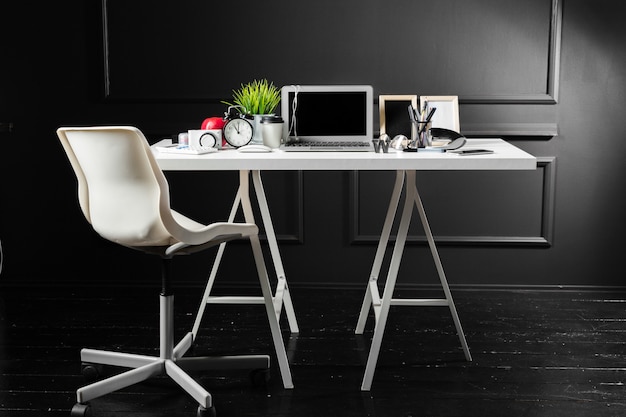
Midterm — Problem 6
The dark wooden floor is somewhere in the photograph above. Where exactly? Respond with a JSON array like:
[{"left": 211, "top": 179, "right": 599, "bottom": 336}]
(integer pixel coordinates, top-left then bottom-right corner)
[{"left": 1, "top": 284, "right": 626, "bottom": 417}]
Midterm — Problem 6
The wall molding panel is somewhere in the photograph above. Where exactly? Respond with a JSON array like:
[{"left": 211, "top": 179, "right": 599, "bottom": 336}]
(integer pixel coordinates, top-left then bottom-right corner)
[
  {"left": 460, "top": 0, "right": 562, "bottom": 105},
  {"left": 99, "top": 0, "right": 561, "bottom": 137},
  {"left": 349, "top": 157, "right": 556, "bottom": 247}
]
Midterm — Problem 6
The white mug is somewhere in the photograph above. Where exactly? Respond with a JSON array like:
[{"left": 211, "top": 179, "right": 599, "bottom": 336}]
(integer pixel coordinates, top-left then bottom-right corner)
[{"left": 261, "top": 116, "right": 284, "bottom": 149}]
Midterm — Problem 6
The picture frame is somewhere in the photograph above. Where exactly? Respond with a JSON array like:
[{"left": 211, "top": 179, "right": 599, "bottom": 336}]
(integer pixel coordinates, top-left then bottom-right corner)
[
  {"left": 379, "top": 95, "right": 418, "bottom": 137},
  {"left": 419, "top": 95, "right": 460, "bottom": 133}
]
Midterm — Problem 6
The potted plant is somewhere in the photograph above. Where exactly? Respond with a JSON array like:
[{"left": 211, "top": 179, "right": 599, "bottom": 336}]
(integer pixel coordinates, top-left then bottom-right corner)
[
  {"left": 223, "top": 79, "right": 282, "bottom": 144},
  {"left": 223, "top": 79, "right": 281, "bottom": 115}
]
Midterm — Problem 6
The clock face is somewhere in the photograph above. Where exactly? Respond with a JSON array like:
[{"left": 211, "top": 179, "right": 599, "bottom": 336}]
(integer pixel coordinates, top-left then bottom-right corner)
[{"left": 223, "top": 118, "right": 253, "bottom": 147}]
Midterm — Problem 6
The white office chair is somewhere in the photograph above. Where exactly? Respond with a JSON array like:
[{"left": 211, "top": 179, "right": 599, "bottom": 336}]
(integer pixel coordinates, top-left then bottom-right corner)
[{"left": 57, "top": 126, "right": 293, "bottom": 417}]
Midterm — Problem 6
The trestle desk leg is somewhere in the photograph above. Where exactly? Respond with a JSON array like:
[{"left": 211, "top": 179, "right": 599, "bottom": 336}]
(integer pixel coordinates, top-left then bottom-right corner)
[
  {"left": 355, "top": 170, "right": 405, "bottom": 334},
  {"left": 361, "top": 170, "right": 415, "bottom": 391},
  {"left": 192, "top": 170, "right": 299, "bottom": 337},
  {"left": 360, "top": 170, "right": 471, "bottom": 391},
  {"left": 192, "top": 188, "right": 242, "bottom": 338},
  {"left": 240, "top": 171, "right": 294, "bottom": 389},
  {"left": 251, "top": 170, "right": 299, "bottom": 333},
  {"left": 409, "top": 171, "right": 472, "bottom": 362}
]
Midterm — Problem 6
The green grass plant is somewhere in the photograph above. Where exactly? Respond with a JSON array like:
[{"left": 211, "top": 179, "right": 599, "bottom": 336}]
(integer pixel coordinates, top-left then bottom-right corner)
[{"left": 223, "top": 79, "right": 281, "bottom": 115}]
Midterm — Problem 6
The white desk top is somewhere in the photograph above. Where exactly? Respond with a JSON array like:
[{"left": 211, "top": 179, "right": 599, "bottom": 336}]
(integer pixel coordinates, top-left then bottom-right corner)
[{"left": 153, "top": 138, "right": 536, "bottom": 171}]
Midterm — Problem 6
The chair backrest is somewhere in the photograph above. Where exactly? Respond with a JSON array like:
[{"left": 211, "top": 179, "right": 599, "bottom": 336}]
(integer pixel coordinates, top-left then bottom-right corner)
[{"left": 57, "top": 126, "right": 175, "bottom": 247}]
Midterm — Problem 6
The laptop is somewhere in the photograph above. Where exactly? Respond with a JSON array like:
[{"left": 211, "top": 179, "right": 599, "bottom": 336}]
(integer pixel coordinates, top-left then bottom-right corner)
[{"left": 279, "top": 85, "right": 374, "bottom": 151}]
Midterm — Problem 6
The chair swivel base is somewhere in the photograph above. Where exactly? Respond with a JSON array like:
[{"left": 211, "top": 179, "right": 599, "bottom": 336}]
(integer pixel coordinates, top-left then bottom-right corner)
[{"left": 70, "top": 294, "right": 270, "bottom": 417}]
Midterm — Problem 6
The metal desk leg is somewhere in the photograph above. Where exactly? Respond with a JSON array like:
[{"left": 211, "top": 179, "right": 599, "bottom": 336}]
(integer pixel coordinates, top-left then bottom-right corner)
[
  {"left": 361, "top": 170, "right": 415, "bottom": 391},
  {"left": 360, "top": 170, "right": 471, "bottom": 391},
  {"left": 251, "top": 170, "right": 299, "bottom": 334},
  {"left": 355, "top": 170, "right": 405, "bottom": 334},
  {"left": 191, "top": 186, "right": 243, "bottom": 338},
  {"left": 192, "top": 171, "right": 299, "bottom": 337},
  {"left": 239, "top": 171, "right": 294, "bottom": 389},
  {"left": 411, "top": 172, "right": 472, "bottom": 363},
  {"left": 190, "top": 170, "right": 297, "bottom": 389}
]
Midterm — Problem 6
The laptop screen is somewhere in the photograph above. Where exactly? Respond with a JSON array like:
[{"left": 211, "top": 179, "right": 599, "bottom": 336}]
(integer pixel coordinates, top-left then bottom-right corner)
[{"left": 281, "top": 85, "right": 373, "bottom": 142}]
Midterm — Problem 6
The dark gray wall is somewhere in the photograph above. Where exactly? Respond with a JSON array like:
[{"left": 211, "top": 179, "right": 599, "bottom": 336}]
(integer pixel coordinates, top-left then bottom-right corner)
[{"left": 0, "top": 0, "right": 624, "bottom": 289}]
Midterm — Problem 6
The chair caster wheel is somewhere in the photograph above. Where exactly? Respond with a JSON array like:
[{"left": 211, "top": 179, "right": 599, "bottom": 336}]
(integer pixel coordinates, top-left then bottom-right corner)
[
  {"left": 250, "top": 368, "right": 270, "bottom": 387},
  {"left": 81, "top": 362, "right": 103, "bottom": 382},
  {"left": 71, "top": 402, "right": 91, "bottom": 417},
  {"left": 197, "top": 405, "right": 216, "bottom": 417}
]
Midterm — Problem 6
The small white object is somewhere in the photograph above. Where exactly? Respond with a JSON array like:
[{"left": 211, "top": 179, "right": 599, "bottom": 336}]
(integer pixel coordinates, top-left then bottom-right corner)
[
  {"left": 237, "top": 144, "right": 273, "bottom": 153},
  {"left": 188, "top": 129, "right": 222, "bottom": 149},
  {"left": 156, "top": 144, "right": 217, "bottom": 155},
  {"left": 178, "top": 132, "right": 189, "bottom": 145}
]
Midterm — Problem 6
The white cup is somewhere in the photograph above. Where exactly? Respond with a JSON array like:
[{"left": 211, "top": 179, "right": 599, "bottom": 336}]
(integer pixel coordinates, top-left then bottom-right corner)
[{"left": 261, "top": 116, "right": 284, "bottom": 149}]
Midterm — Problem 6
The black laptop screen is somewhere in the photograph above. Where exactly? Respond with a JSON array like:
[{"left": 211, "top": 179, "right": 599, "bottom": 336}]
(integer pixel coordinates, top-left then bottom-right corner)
[{"left": 287, "top": 92, "right": 367, "bottom": 137}]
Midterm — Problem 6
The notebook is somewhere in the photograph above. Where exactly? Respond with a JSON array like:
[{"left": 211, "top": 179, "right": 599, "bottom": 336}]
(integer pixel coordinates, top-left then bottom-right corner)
[{"left": 279, "top": 85, "right": 374, "bottom": 151}]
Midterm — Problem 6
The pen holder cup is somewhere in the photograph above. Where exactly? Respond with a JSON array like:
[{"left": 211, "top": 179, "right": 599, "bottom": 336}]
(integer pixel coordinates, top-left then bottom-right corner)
[{"left": 411, "top": 121, "right": 432, "bottom": 148}]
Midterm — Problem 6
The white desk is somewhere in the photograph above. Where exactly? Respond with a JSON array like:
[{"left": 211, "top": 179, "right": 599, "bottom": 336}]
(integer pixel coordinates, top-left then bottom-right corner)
[
  {"left": 153, "top": 139, "right": 536, "bottom": 390},
  {"left": 156, "top": 139, "right": 536, "bottom": 172}
]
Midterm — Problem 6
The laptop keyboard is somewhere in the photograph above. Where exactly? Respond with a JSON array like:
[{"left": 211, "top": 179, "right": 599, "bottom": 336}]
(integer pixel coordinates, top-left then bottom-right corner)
[{"left": 283, "top": 141, "right": 371, "bottom": 149}]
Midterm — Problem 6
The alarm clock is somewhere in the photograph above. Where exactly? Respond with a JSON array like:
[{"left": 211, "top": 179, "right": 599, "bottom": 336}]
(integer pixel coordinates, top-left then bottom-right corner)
[
  {"left": 188, "top": 129, "right": 222, "bottom": 149},
  {"left": 223, "top": 106, "right": 254, "bottom": 148}
]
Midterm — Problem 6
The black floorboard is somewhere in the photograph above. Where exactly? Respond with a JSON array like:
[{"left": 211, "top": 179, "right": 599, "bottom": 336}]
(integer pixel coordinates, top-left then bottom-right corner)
[{"left": 1, "top": 285, "right": 626, "bottom": 416}]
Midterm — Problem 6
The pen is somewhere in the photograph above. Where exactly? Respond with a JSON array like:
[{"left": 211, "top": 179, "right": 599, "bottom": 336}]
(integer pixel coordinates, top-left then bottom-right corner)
[
  {"left": 424, "top": 107, "right": 436, "bottom": 123},
  {"left": 407, "top": 104, "right": 417, "bottom": 122},
  {"left": 419, "top": 107, "right": 437, "bottom": 135}
]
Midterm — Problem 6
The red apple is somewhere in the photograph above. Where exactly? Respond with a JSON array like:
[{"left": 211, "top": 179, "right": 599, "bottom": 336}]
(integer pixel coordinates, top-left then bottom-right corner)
[
  {"left": 201, "top": 116, "right": 226, "bottom": 146},
  {"left": 201, "top": 117, "right": 225, "bottom": 130}
]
